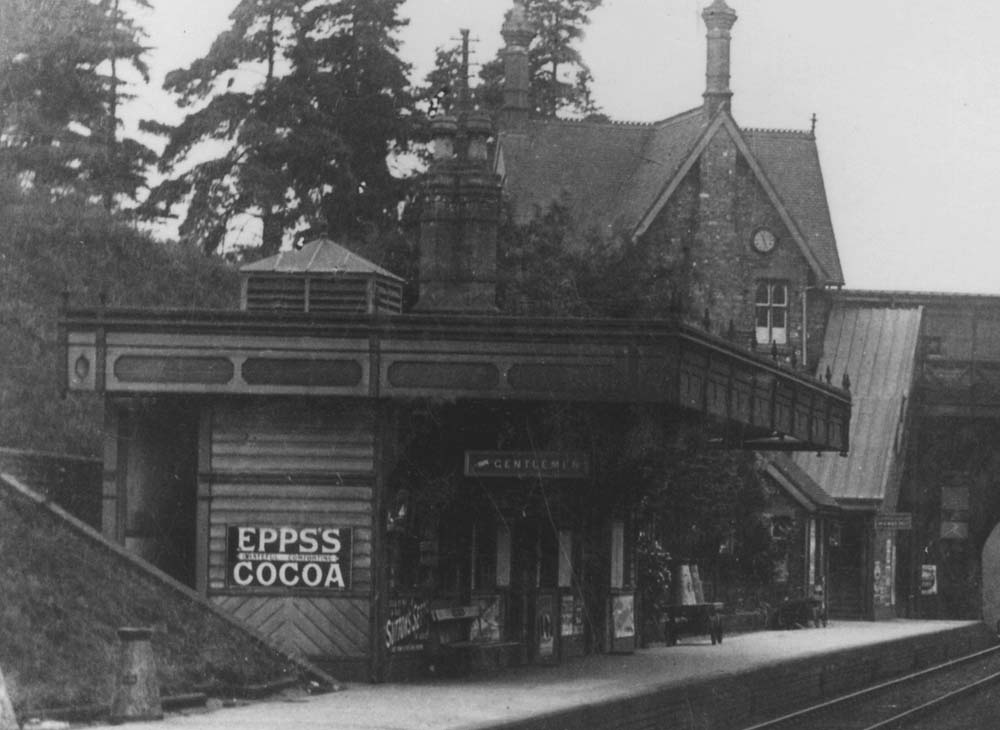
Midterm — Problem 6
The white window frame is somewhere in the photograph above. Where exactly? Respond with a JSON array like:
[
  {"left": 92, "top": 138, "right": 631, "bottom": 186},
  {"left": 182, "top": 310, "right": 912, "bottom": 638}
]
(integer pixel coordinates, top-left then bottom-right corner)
[{"left": 755, "top": 280, "right": 788, "bottom": 345}]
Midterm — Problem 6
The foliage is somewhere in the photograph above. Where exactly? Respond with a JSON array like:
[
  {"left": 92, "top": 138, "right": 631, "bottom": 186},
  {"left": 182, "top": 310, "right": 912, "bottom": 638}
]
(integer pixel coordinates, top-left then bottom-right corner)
[
  {"left": 516, "top": 0, "right": 603, "bottom": 117},
  {"left": 0, "top": 185, "right": 239, "bottom": 456},
  {"left": 630, "top": 418, "right": 773, "bottom": 615},
  {"left": 498, "top": 201, "right": 684, "bottom": 319},
  {"left": 145, "top": 0, "right": 417, "bottom": 256},
  {"left": 498, "top": 201, "right": 774, "bottom": 608},
  {"left": 0, "top": 0, "right": 155, "bottom": 205},
  {"left": 420, "top": 0, "right": 602, "bottom": 119},
  {"left": 638, "top": 425, "right": 768, "bottom": 564}
]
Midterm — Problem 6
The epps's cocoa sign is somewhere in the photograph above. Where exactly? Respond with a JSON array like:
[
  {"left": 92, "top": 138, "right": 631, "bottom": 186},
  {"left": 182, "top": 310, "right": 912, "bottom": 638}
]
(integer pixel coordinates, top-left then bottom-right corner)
[{"left": 227, "top": 526, "right": 352, "bottom": 590}]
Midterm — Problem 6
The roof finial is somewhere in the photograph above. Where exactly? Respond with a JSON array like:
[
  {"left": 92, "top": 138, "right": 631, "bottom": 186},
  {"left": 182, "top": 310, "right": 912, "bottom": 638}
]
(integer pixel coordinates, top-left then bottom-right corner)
[{"left": 810, "top": 113, "right": 818, "bottom": 136}]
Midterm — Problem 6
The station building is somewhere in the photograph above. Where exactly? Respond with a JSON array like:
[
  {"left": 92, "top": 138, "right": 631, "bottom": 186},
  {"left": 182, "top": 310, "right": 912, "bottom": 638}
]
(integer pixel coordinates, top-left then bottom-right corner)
[{"left": 59, "top": 0, "right": 856, "bottom": 680}]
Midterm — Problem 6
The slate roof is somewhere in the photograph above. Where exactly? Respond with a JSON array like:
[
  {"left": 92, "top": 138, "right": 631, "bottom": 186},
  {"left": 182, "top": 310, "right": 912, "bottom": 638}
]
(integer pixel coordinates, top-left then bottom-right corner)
[
  {"left": 497, "top": 108, "right": 708, "bottom": 238},
  {"left": 792, "top": 305, "right": 923, "bottom": 505},
  {"left": 496, "top": 110, "right": 845, "bottom": 285},
  {"left": 764, "top": 454, "right": 840, "bottom": 514},
  {"left": 744, "top": 128, "right": 843, "bottom": 285},
  {"left": 241, "top": 238, "right": 403, "bottom": 281}
]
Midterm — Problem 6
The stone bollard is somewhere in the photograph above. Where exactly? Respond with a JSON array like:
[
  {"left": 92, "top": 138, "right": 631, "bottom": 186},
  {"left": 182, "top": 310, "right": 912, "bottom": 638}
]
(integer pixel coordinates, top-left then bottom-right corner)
[
  {"left": 0, "top": 663, "right": 18, "bottom": 730},
  {"left": 109, "top": 627, "right": 162, "bottom": 724}
]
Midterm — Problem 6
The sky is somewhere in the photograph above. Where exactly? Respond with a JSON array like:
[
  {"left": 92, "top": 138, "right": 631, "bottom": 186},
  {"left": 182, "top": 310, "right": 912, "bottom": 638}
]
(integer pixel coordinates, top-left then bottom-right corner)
[{"left": 123, "top": 0, "right": 1000, "bottom": 295}]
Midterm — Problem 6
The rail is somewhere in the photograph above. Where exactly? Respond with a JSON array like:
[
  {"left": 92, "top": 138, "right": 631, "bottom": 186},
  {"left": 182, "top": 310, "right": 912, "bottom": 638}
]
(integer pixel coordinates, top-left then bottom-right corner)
[{"left": 740, "top": 643, "right": 1000, "bottom": 730}]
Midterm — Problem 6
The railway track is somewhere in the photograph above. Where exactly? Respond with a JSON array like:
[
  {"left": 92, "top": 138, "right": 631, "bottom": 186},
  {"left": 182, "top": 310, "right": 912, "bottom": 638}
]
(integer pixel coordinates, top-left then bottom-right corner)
[{"left": 739, "top": 644, "right": 1000, "bottom": 730}]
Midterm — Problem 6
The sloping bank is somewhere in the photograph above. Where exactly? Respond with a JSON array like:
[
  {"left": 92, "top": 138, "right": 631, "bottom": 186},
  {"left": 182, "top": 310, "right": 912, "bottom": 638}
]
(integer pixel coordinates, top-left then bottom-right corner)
[{"left": 0, "top": 473, "right": 336, "bottom": 720}]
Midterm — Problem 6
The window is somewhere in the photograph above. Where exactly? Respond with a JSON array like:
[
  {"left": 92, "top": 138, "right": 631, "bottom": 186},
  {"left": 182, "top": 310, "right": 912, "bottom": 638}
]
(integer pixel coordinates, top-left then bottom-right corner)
[{"left": 755, "top": 281, "right": 788, "bottom": 345}]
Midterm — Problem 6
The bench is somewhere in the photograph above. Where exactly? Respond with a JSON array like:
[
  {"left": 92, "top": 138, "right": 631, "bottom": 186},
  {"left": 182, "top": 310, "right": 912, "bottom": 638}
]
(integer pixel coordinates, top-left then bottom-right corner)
[
  {"left": 425, "top": 606, "right": 521, "bottom": 675},
  {"left": 772, "top": 597, "right": 827, "bottom": 629},
  {"left": 663, "top": 602, "right": 724, "bottom": 645}
]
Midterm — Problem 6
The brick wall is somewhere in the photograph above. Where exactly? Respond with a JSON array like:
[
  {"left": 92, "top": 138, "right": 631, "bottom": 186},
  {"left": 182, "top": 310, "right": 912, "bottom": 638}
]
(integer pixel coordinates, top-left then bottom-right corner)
[{"left": 0, "top": 447, "right": 101, "bottom": 529}]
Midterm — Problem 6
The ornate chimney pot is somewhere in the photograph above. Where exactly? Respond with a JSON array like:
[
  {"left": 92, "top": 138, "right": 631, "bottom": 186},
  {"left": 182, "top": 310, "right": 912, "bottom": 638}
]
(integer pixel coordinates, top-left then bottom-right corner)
[
  {"left": 500, "top": 0, "right": 536, "bottom": 126},
  {"left": 702, "top": 0, "right": 738, "bottom": 116},
  {"left": 502, "top": 0, "right": 535, "bottom": 47},
  {"left": 466, "top": 112, "right": 493, "bottom": 162},
  {"left": 431, "top": 115, "right": 458, "bottom": 160}
]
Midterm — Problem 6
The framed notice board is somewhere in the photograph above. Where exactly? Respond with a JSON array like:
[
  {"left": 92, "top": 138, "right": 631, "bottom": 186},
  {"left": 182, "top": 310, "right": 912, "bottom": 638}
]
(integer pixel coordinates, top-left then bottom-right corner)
[
  {"left": 533, "top": 591, "right": 560, "bottom": 665},
  {"left": 608, "top": 593, "right": 636, "bottom": 654}
]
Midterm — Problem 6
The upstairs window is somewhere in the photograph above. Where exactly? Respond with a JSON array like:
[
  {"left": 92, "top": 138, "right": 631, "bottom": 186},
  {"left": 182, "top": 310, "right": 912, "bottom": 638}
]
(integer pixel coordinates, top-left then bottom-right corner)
[{"left": 755, "top": 281, "right": 788, "bottom": 345}]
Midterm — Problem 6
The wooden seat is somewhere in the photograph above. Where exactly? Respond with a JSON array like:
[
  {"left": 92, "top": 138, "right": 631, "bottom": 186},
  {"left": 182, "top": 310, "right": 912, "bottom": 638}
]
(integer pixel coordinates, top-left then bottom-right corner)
[
  {"left": 773, "top": 597, "right": 827, "bottom": 629},
  {"left": 425, "top": 605, "right": 521, "bottom": 675},
  {"left": 664, "top": 602, "right": 725, "bottom": 645}
]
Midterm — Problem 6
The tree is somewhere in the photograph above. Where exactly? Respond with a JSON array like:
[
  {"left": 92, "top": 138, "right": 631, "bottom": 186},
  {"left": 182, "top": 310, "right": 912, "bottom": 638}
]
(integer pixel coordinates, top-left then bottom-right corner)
[
  {"left": 100, "top": 0, "right": 156, "bottom": 209},
  {"left": 143, "top": 0, "right": 312, "bottom": 255},
  {"left": 499, "top": 201, "right": 775, "bottom": 619},
  {"left": 146, "top": 0, "right": 416, "bottom": 257},
  {"left": 0, "top": 177, "right": 239, "bottom": 456},
  {"left": 422, "top": 0, "right": 602, "bottom": 119},
  {"left": 296, "top": 0, "right": 416, "bottom": 240},
  {"left": 498, "top": 201, "right": 686, "bottom": 319},
  {"left": 0, "top": 0, "right": 154, "bottom": 204},
  {"left": 520, "top": 0, "right": 602, "bottom": 117}
]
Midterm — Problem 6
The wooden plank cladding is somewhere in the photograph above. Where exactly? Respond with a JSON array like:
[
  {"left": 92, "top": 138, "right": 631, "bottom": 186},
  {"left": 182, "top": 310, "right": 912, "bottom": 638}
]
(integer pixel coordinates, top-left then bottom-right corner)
[
  {"left": 206, "top": 400, "right": 376, "bottom": 606},
  {"left": 213, "top": 594, "right": 370, "bottom": 659},
  {"left": 211, "top": 400, "right": 375, "bottom": 475},
  {"left": 62, "top": 309, "right": 851, "bottom": 452}
]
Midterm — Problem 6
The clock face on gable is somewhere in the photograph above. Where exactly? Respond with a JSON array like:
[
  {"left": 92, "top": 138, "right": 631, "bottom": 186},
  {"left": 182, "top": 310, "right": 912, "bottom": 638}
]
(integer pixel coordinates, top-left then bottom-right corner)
[{"left": 752, "top": 228, "right": 777, "bottom": 254}]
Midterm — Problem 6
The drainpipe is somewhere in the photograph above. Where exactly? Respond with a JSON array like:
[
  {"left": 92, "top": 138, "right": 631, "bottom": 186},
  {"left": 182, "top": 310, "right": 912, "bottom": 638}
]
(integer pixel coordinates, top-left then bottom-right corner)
[{"left": 802, "top": 286, "right": 809, "bottom": 369}]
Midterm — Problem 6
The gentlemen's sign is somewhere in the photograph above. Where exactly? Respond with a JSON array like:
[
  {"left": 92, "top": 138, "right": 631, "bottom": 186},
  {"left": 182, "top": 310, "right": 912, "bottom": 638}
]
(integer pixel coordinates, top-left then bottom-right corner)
[
  {"left": 464, "top": 451, "right": 591, "bottom": 479},
  {"left": 227, "top": 526, "right": 352, "bottom": 590}
]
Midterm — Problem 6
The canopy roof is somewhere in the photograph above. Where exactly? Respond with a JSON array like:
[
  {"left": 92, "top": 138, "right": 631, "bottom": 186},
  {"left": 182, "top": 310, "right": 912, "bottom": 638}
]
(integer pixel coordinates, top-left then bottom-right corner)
[{"left": 241, "top": 238, "right": 403, "bottom": 281}]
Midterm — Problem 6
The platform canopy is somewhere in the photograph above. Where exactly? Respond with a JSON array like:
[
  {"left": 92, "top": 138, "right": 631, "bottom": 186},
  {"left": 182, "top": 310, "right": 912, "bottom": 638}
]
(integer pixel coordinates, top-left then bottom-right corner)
[{"left": 62, "top": 309, "right": 850, "bottom": 453}]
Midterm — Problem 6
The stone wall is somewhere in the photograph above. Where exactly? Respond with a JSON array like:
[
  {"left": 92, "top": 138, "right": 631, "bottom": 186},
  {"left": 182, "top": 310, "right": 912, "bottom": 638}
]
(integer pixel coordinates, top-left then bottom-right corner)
[
  {"left": 489, "top": 622, "right": 994, "bottom": 730},
  {"left": 643, "top": 132, "right": 816, "bottom": 366}
]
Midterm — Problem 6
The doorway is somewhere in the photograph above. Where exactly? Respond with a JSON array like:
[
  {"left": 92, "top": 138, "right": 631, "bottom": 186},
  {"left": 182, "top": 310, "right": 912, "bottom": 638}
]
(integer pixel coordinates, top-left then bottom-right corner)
[
  {"left": 121, "top": 399, "right": 199, "bottom": 587},
  {"left": 508, "top": 518, "right": 559, "bottom": 663}
]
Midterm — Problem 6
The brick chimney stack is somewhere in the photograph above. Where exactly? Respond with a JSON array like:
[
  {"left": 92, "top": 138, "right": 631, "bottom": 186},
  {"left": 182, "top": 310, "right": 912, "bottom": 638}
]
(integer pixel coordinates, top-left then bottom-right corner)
[
  {"left": 702, "top": 0, "right": 737, "bottom": 117},
  {"left": 500, "top": 0, "right": 536, "bottom": 127}
]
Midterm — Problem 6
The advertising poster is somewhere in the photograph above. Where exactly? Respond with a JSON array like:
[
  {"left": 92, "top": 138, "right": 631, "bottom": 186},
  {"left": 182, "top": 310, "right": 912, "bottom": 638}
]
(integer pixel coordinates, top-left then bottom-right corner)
[
  {"left": 227, "top": 525, "right": 352, "bottom": 590},
  {"left": 560, "top": 594, "right": 580, "bottom": 637},
  {"left": 536, "top": 593, "right": 556, "bottom": 659},
  {"left": 921, "top": 564, "right": 938, "bottom": 596},
  {"left": 469, "top": 594, "right": 502, "bottom": 642},
  {"left": 612, "top": 594, "right": 635, "bottom": 639},
  {"left": 385, "top": 598, "right": 430, "bottom": 653}
]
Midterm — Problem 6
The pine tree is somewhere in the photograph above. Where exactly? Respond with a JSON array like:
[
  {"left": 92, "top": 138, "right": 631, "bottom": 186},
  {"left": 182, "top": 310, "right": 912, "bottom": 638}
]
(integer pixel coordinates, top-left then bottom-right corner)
[
  {"left": 146, "top": 0, "right": 416, "bottom": 257},
  {"left": 0, "top": 0, "right": 154, "bottom": 204},
  {"left": 295, "top": 0, "right": 415, "bottom": 240},
  {"left": 143, "top": 0, "right": 312, "bottom": 255},
  {"left": 523, "top": 0, "right": 602, "bottom": 117},
  {"left": 99, "top": 0, "right": 155, "bottom": 210}
]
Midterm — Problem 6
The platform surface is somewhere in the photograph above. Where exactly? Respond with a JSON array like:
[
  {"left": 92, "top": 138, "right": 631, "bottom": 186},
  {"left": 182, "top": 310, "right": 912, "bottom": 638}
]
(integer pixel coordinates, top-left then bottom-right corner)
[{"left": 86, "top": 620, "right": 983, "bottom": 730}]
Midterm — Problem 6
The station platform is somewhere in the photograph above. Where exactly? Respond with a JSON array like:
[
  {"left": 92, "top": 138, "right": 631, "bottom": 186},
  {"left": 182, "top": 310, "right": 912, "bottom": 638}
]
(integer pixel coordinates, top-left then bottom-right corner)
[{"left": 88, "top": 620, "right": 995, "bottom": 730}]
